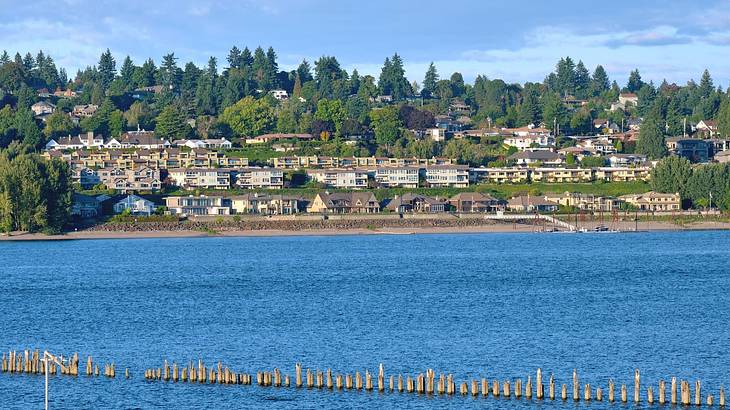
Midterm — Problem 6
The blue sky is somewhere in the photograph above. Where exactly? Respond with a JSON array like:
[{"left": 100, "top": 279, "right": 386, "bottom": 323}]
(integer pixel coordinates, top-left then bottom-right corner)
[{"left": 2, "top": 0, "right": 730, "bottom": 87}]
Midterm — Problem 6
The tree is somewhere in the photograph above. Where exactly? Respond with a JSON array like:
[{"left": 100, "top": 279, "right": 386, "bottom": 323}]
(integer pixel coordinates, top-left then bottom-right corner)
[
  {"left": 14, "top": 109, "right": 42, "bottom": 148},
  {"left": 227, "top": 46, "right": 242, "bottom": 69},
  {"left": 626, "top": 69, "right": 643, "bottom": 93},
  {"left": 378, "top": 53, "right": 411, "bottom": 100},
  {"left": 155, "top": 104, "right": 189, "bottom": 140},
  {"left": 124, "top": 101, "right": 155, "bottom": 130},
  {"left": 422, "top": 62, "right": 438, "bottom": 98},
  {"left": 718, "top": 95, "right": 730, "bottom": 137},
  {"left": 580, "top": 156, "right": 605, "bottom": 168},
  {"left": 636, "top": 111, "right": 667, "bottom": 159},
  {"left": 159, "top": 53, "right": 181, "bottom": 91},
  {"left": 574, "top": 60, "right": 590, "bottom": 99},
  {"left": 219, "top": 96, "right": 275, "bottom": 137},
  {"left": 450, "top": 72, "right": 465, "bottom": 97},
  {"left": 314, "top": 99, "right": 347, "bottom": 135},
  {"left": 43, "top": 111, "right": 75, "bottom": 139},
  {"left": 196, "top": 57, "right": 219, "bottom": 115},
  {"left": 698, "top": 69, "right": 714, "bottom": 99},
  {"left": 370, "top": 106, "right": 402, "bottom": 149},
  {"left": 98, "top": 49, "right": 116, "bottom": 89},
  {"left": 119, "top": 55, "right": 136, "bottom": 91},
  {"left": 651, "top": 156, "right": 692, "bottom": 196}
]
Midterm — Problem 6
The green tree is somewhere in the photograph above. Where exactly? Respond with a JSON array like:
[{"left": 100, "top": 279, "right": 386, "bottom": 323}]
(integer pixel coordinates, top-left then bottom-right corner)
[
  {"left": 370, "top": 106, "right": 402, "bottom": 149},
  {"left": 718, "top": 95, "right": 730, "bottom": 137},
  {"left": 314, "top": 99, "right": 347, "bottom": 135},
  {"left": 43, "top": 111, "right": 75, "bottom": 139},
  {"left": 422, "top": 62, "right": 438, "bottom": 98},
  {"left": 651, "top": 156, "right": 692, "bottom": 196},
  {"left": 155, "top": 104, "right": 189, "bottom": 140},
  {"left": 98, "top": 49, "right": 116, "bottom": 89},
  {"left": 14, "top": 109, "right": 42, "bottom": 148},
  {"left": 219, "top": 96, "right": 275, "bottom": 137},
  {"left": 636, "top": 111, "right": 667, "bottom": 159},
  {"left": 626, "top": 69, "right": 643, "bottom": 93}
]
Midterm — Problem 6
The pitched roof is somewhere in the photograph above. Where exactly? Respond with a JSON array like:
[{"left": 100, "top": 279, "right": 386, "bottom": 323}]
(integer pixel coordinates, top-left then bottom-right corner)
[
  {"left": 509, "top": 150, "right": 561, "bottom": 160},
  {"left": 450, "top": 192, "right": 498, "bottom": 202}
]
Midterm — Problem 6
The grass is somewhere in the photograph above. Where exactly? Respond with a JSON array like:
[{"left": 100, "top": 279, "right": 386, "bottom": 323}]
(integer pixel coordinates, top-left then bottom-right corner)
[{"left": 163, "top": 181, "right": 651, "bottom": 201}]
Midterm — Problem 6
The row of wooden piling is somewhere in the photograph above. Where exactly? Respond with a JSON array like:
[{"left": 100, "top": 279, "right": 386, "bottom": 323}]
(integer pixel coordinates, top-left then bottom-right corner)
[
  {"left": 3, "top": 354, "right": 728, "bottom": 407},
  {"left": 2, "top": 350, "right": 124, "bottom": 379},
  {"left": 143, "top": 359, "right": 252, "bottom": 385}
]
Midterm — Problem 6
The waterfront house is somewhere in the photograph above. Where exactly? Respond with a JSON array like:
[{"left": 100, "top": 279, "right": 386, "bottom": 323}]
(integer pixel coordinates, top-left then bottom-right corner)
[
  {"left": 509, "top": 150, "right": 564, "bottom": 167},
  {"left": 449, "top": 192, "right": 503, "bottom": 213},
  {"left": 119, "top": 130, "right": 170, "bottom": 149},
  {"left": 384, "top": 193, "right": 448, "bottom": 213},
  {"left": 618, "top": 192, "right": 681, "bottom": 211},
  {"left": 230, "top": 193, "right": 301, "bottom": 215},
  {"left": 665, "top": 137, "right": 709, "bottom": 163},
  {"left": 506, "top": 195, "right": 560, "bottom": 213},
  {"left": 245, "top": 133, "right": 315, "bottom": 144},
  {"left": 165, "top": 195, "right": 230, "bottom": 216},
  {"left": 468, "top": 167, "right": 529, "bottom": 184},
  {"left": 102, "top": 166, "right": 162, "bottom": 192},
  {"left": 71, "top": 193, "right": 103, "bottom": 218},
  {"left": 542, "top": 192, "right": 620, "bottom": 212},
  {"left": 594, "top": 166, "right": 651, "bottom": 182},
  {"left": 530, "top": 167, "right": 593, "bottom": 183},
  {"left": 307, "top": 192, "right": 380, "bottom": 214},
  {"left": 113, "top": 194, "right": 157, "bottom": 216}
]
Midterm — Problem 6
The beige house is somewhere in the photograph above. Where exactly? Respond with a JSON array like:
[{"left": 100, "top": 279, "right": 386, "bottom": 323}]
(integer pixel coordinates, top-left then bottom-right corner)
[
  {"left": 374, "top": 167, "right": 420, "bottom": 188},
  {"left": 235, "top": 168, "right": 284, "bottom": 189},
  {"left": 230, "top": 193, "right": 301, "bottom": 215},
  {"left": 307, "top": 192, "right": 380, "bottom": 213},
  {"left": 543, "top": 192, "right": 620, "bottom": 212},
  {"left": 168, "top": 168, "right": 233, "bottom": 190},
  {"left": 449, "top": 192, "right": 503, "bottom": 213},
  {"left": 306, "top": 169, "right": 369, "bottom": 189},
  {"left": 165, "top": 195, "right": 230, "bottom": 216},
  {"left": 469, "top": 167, "right": 529, "bottom": 184},
  {"left": 530, "top": 168, "right": 593, "bottom": 183},
  {"left": 424, "top": 165, "right": 469, "bottom": 187},
  {"left": 594, "top": 167, "right": 651, "bottom": 182},
  {"left": 619, "top": 192, "right": 681, "bottom": 211}
]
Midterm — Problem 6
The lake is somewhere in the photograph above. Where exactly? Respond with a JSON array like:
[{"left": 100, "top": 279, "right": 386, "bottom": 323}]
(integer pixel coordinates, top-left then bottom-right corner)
[{"left": 1, "top": 231, "right": 729, "bottom": 409}]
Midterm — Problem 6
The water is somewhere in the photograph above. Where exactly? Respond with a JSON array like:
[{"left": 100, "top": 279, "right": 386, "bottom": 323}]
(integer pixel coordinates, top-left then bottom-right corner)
[{"left": 1, "top": 231, "right": 729, "bottom": 409}]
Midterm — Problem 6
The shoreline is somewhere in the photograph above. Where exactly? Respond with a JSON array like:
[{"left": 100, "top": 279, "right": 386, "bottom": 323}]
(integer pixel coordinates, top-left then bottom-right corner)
[{"left": 2, "top": 220, "right": 730, "bottom": 241}]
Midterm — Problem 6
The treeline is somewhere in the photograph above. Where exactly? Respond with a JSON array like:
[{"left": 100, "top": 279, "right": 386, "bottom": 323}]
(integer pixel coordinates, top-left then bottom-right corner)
[
  {"left": 652, "top": 156, "right": 730, "bottom": 209},
  {"left": 2, "top": 47, "right": 730, "bottom": 162},
  {"left": 0, "top": 143, "right": 72, "bottom": 233}
]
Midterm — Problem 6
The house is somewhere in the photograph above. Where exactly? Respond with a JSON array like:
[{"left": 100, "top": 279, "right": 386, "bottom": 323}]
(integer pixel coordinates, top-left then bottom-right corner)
[
  {"left": 230, "top": 193, "right": 301, "bottom": 215},
  {"left": 306, "top": 169, "right": 369, "bottom": 189},
  {"left": 507, "top": 195, "right": 560, "bottom": 213},
  {"left": 45, "top": 132, "right": 105, "bottom": 151},
  {"left": 607, "top": 153, "right": 647, "bottom": 167},
  {"left": 576, "top": 137, "right": 616, "bottom": 155},
  {"left": 235, "top": 168, "right": 284, "bottom": 189},
  {"left": 619, "top": 192, "right": 681, "bottom": 211},
  {"left": 666, "top": 138, "right": 709, "bottom": 163},
  {"left": 424, "top": 165, "right": 469, "bottom": 188},
  {"left": 113, "top": 194, "right": 157, "bottom": 215},
  {"left": 168, "top": 168, "right": 233, "bottom": 190},
  {"left": 543, "top": 192, "right": 620, "bottom": 212},
  {"left": 503, "top": 134, "right": 556, "bottom": 151},
  {"left": 72, "top": 104, "right": 98, "bottom": 118},
  {"left": 53, "top": 88, "right": 77, "bottom": 98},
  {"left": 427, "top": 127, "right": 447, "bottom": 142},
  {"left": 509, "top": 150, "right": 564, "bottom": 167},
  {"left": 245, "top": 133, "right": 315, "bottom": 144},
  {"left": 619, "top": 93, "right": 639, "bottom": 106},
  {"left": 594, "top": 167, "right": 651, "bottom": 182},
  {"left": 31, "top": 101, "right": 56, "bottom": 116},
  {"left": 164, "top": 195, "right": 230, "bottom": 216},
  {"left": 173, "top": 138, "right": 233, "bottom": 149},
  {"left": 531, "top": 168, "right": 593, "bottom": 183},
  {"left": 374, "top": 167, "right": 420, "bottom": 188},
  {"left": 119, "top": 130, "right": 170, "bottom": 149},
  {"left": 468, "top": 167, "right": 530, "bottom": 184},
  {"left": 307, "top": 192, "right": 380, "bottom": 213},
  {"left": 695, "top": 120, "right": 718, "bottom": 138},
  {"left": 449, "top": 192, "right": 503, "bottom": 213},
  {"left": 384, "top": 193, "right": 448, "bottom": 213},
  {"left": 102, "top": 167, "right": 163, "bottom": 192},
  {"left": 71, "top": 193, "right": 103, "bottom": 217},
  {"left": 270, "top": 89, "right": 289, "bottom": 100}
]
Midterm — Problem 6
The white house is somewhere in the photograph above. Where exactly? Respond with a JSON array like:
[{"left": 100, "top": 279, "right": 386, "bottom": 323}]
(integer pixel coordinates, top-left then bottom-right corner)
[
  {"left": 270, "top": 89, "right": 289, "bottom": 100},
  {"left": 31, "top": 101, "right": 56, "bottom": 116},
  {"left": 113, "top": 194, "right": 157, "bottom": 216}
]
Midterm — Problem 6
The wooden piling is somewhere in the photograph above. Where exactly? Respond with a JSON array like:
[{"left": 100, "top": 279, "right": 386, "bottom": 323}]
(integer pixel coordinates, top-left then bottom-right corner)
[
  {"left": 537, "top": 368, "right": 543, "bottom": 399},
  {"left": 503, "top": 380, "right": 511, "bottom": 398},
  {"left": 389, "top": 375, "right": 393, "bottom": 392},
  {"left": 672, "top": 377, "right": 677, "bottom": 405},
  {"left": 708, "top": 394, "right": 714, "bottom": 406},
  {"left": 584, "top": 383, "right": 591, "bottom": 401},
  {"left": 561, "top": 383, "right": 567, "bottom": 401},
  {"left": 621, "top": 384, "right": 627, "bottom": 403},
  {"left": 573, "top": 369, "right": 579, "bottom": 401},
  {"left": 696, "top": 380, "right": 702, "bottom": 406},
  {"left": 378, "top": 364, "right": 384, "bottom": 392},
  {"left": 719, "top": 386, "right": 725, "bottom": 406},
  {"left": 365, "top": 370, "right": 372, "bottom": 391},
  {"left": 181, "top": 367, "right": 187, "bottom": 382},
  {"left": 481, "top": 378, "right": 488, "bottom": 397},
  {"left": 634, "top": 369, "right": 640, "bottom": 403},
  {"left": 460, "top": 382, "right": 468, "bottom": 396},
  {"left": 397, "top": 374, "right": 403, "bottom": 392},
  {"left": 336, "top": 374, "right": 343, "bottom": 390},
  {"left": 549, "top": 374, "right": 555, "bottom": 400},
  {"left": 648, "top": 386, "right": 654, "bottom": 404},
  {"left": 471, "top": 379, "right": 479, "bottom": 396},
  {"left": 596, "top": 386, "right": 603, "bottom": 401},
  {"left": 326, "top": 368, "right": 333, "bottom": 389},
  {"left": 356, "top": 371, "right": 362, "bottom": 390},
  {"left": 346, "top": 374, "right": 352, "bottom": 390},
  {"left": 515, "top": 378, "right": 522, "bottom": 398},
  {"left": 526, "top": 375, "right": 532, "bottom": 399},
  {"left": 659, "top": 379, "right": 666, "bottom": 404},
  {"left": 492, "top": 379, "right": 500, "bottom": 397},
  {"left": 406, "top": 375, "right": 413, "bottom": 393}
]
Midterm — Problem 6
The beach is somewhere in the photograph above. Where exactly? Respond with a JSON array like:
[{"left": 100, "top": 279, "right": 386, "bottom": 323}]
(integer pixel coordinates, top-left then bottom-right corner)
[{"left": 2, "top": 219, "right": 730, "bottom": 241}]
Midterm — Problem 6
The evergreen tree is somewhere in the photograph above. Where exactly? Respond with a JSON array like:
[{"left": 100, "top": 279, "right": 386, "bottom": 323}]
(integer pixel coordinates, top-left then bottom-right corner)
[
  {"left": 518, "top": 84, "right": 541, "bottom": 126},
  {"left": 422, "top": 62, "right": 438, "bottom": 98},
  {"left": 133, "top": 58, "right": 157, "bottom": 87},
  {"left": 574, "top": 60, "right": 590, "bottom": 99},
  {"left": 717, "top": 94, "right": 730, "bottom": 137},
  {"left": 159, "top": 53, "right": 181, "bottom": 91},
  {"left": 240, "top": 47, "right": 253, "bottom": 68},
  {"left": 450, "top": 72, "right": 465, "bottom": 97},
  {"left": 626, "top": 69, "right": 643, "bottom": 93},
  {"left": 196, "top": 57, "right": 219, "bottom": 115},
  {"left": 155, "top": 104, "right": 189, "bottom": 140},
  {"left": 266, "top": 47, "right": 279, "bottom": 89},
  {"left": 297, "top": 59, "right": 313, "bottom": 83},
  {"left": 13, "top": 108, "right": 43, "bottom": 148},
  {"left": 98, "top": 49, "right": 116, "bottom": 89},
  {"left": 590, "top": 65, "right": 610, "bottom": 96},
  {"left": 555, "top": 56, "right": 576, "bottom": 96},
  {"left": 636, "top": 109, "right": 667, "bottom": 159},
  {"left": 119, "top": 56, "right": 135, "bottom": 91},
  {"left": 0, "top": 51, "right": 9, "bottom": 65},
  {"left": 698, "top": 69, "right": 714, "bottom": 99},
  {"left": 227, "top": 46, "right": 242, "bottom": 69},
  {"left": 651, "top": 156, "right": 692, "bottom": 195}
]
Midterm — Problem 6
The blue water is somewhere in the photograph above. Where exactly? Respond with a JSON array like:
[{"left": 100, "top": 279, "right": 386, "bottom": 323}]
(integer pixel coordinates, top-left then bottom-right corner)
[{"left": 1, "top": 231, "right": 729, "bottom": 409}]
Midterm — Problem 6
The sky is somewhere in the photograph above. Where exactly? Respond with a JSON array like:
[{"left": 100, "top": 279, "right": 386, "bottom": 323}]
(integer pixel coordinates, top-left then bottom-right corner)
[{"left": 2, "top": 0, "right": 730, "bottom": 87}]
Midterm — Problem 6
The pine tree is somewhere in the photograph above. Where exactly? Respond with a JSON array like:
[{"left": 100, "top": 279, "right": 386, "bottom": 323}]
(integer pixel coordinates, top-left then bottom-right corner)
[
  {"left": 423, "top": 62, "right": 438, "bottom": 98},
  {"left": 636, "top": 109, "right": 667, "bottom": 159},
  {"left": 196, "top": 57, "right": 219, "bottom": 115},
  {"left": 574, "top": 60, "right": 590, "bottom": 99},
  {"left": 227, "top": 46, "right": 242, "bottom": 69},
  {"left": 626, "top": 69, "right": 643, "bottom": 93},
  {"left": 240, "top": 47, "right": 253, "bottom": 68},
  {"left": 97, "top": 49, "right": 116, "bottom": 89},
  {"left": 266, "top": 47, "right": 279, "bottom": 89},
  {"left": 699, "top": 69, "right": 714, "bottom": 99},
  {"left": 591, "top": 65, "right": 610, "bottom": 96},
  {"left": 119, "top": 56, "right": 135, "bottom": 91},
  {"left": 0, "top": 51, "right": 9, "bottom": 66},
  {"left": 155, "top": 104, "right": 189, "bottom": 140},
  {"left": 297, "top": 60, "right": 312, "bottom": 83},
  {"left": 159, "top": 53, "right": 180, "bottom": 91}
]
